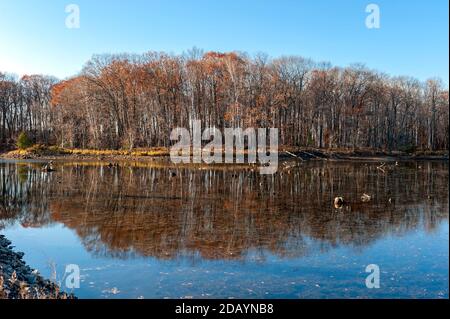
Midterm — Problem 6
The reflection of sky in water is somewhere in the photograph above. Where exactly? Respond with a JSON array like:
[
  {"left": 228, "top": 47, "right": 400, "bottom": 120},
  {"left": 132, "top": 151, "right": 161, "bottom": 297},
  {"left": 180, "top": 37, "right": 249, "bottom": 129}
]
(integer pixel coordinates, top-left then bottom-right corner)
[{"left": 3, "top": 221, "right": 448, "bottom": 299}]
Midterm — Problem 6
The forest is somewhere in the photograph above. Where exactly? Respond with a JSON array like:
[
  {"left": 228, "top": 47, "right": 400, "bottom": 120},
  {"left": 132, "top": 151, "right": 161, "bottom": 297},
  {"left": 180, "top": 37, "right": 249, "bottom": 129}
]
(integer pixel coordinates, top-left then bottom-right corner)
[{"left": 0, "top": 49, "right": 448, "bottom": 152}]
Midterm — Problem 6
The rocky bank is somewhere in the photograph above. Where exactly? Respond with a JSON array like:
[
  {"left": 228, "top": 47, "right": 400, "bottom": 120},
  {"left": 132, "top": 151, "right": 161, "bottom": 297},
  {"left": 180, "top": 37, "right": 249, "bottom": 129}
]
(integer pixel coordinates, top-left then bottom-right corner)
[{"left": 0, "top": 235, "right": 75, "bottom": 299}]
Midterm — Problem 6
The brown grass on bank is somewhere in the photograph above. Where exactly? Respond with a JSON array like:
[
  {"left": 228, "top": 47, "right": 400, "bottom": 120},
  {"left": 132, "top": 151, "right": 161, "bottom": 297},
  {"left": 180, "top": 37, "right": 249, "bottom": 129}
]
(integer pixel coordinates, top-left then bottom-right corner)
[
  {"left": 1, "top": 144, "right": 170, "bottom": 158},
  {"left": 1, "top": 144, "right": 448, "bottom": 160}
]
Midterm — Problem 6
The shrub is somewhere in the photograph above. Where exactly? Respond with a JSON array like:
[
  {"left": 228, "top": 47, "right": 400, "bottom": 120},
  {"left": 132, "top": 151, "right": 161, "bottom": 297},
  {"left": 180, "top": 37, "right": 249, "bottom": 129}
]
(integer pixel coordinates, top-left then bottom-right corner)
[{"left": 16, "top": 132, "right": 33, "bottom": 150}]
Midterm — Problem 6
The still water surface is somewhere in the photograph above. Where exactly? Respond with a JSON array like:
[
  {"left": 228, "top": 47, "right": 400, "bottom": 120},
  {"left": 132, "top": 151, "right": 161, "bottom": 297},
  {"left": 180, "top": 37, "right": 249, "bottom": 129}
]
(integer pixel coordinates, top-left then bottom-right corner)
[{"left": 0, "top": 160, "right": 448, "bottom": 298}]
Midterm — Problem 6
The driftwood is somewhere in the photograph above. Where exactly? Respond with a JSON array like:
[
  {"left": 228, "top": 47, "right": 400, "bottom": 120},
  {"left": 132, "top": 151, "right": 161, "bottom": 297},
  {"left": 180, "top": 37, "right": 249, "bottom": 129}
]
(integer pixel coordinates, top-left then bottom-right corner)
[
  {"left": 283, "top": 150, "right": 305, "bottom": 161},
  {"left": 301, "top": 150, "right": 327, "bottom": 160},
  {"left": 361, "top": 193, "right": 372, "bottom": 202},
  {"left": 376, "top": 162, "right": 386, "bottom": 173}
]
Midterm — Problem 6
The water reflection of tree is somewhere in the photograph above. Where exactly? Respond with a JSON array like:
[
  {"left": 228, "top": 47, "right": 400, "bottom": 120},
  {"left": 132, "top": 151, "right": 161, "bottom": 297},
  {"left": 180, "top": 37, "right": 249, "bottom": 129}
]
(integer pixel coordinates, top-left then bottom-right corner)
[
  {"left": 0, "top": 161, "right": 448, "bottom": 260},
  {"left": 0, "top": 164, "right": 56, "bottom": 229}
]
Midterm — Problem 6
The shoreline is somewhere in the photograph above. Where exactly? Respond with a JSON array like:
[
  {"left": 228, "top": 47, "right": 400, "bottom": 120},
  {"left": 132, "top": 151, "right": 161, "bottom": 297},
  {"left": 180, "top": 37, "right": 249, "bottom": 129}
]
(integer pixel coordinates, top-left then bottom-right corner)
[
  {"left": 280, "top": 149, "right": 449, "bottom": 162},
  {"left": 0, "top": 235, "right": 75, "bottom": 299},
  {"left": 0, "top": 146, "right": 448, "bottom": 163}
]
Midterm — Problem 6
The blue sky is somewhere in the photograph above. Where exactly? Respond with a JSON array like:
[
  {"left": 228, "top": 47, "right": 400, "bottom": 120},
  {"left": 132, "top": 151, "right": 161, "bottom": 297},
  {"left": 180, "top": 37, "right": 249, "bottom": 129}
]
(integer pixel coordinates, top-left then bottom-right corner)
[{"left": 0, "top": 0, "right": 448, "bottom": 85}]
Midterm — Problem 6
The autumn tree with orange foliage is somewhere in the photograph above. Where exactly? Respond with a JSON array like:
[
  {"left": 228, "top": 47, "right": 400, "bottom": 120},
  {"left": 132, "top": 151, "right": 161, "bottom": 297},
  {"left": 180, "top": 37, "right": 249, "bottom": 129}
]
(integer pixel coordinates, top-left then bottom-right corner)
[{"left": 1, "top": 50, "right": 449, "bottom": 151}]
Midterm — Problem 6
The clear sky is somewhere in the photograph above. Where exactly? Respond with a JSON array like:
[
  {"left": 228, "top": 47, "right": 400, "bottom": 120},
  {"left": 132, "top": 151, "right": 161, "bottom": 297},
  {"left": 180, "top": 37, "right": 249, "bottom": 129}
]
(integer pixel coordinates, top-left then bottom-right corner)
[{"left": 0, "top": 0, "right": 448, "bottom": 85}]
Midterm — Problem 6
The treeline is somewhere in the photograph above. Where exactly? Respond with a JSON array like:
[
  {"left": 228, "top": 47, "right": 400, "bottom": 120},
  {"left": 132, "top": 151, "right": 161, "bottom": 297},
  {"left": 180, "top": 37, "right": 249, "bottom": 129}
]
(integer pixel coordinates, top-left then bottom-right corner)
[
  {"left": 1, "top": 50, "right": 449, "bottom": 151},
  {"left": 0, "top": 73, "right": 56, "bottom": 146}
]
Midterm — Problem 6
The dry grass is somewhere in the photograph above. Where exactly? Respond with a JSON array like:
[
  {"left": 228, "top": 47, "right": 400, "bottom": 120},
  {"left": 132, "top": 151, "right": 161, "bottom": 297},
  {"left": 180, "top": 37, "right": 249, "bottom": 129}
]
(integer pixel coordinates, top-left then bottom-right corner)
[
  {"left": 69, "top": 147, "right": 169, "bottom": 157},
  {"left": 2, "top": 145, "right": 170, "bottom": 158},
  {"left": 2, "top": 144, "right": 447, "bottom": 160}
]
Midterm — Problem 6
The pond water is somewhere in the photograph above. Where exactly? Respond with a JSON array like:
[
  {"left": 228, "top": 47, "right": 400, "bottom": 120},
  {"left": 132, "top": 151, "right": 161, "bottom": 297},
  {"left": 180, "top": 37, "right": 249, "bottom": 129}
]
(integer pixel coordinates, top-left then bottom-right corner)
[{"left": 0, "top": 159, "right": 448, "bottom": 299}]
